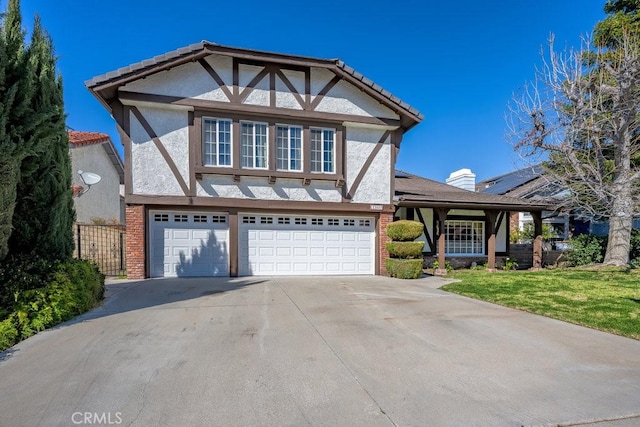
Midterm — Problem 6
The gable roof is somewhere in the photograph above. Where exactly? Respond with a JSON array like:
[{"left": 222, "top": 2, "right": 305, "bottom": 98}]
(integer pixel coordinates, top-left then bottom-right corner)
[
  {"left": 394, "top": 170, "right": 551, "bottom": 211},
  {"left": 68, "top": 130, "right": 124, "bottom": 185},
  {"left": 85, "top": 41, "right": 422, "bottom": 130}
]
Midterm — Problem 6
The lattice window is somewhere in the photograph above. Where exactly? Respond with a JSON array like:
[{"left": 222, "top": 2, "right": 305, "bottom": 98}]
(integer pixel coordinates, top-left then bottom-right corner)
[
  {"left": 444, "top": 220, "right": 484, "bottom": 255},
  {"left": 359, "top": 219, "right": 371, "bottom": 227},
  {"left": 242, "top": 216, "right": 256, "bottom": 224},
  {"left": 174, "top": 214, "right": 188, "bottom": 222},
  {"left": 343, "top": 219, "right": 355, "bottom": 227},
  {"left": 311, "top": 218, "right": 323, "bottom": 225},
  {"left": 310, "top": 128, "right": 335, "bottom": 173},
  {"left": 278, "top": 217, "right": 291, "bottom": 225},
  {"left": 294, "top": 217, "right": 307, "bottom": 225},
  {"left": 276, "top": 125, "right": 302, "bottom": 171},
  {"left": 203, "top": 118, "right": 232, "bottom": 166},
  {"left": 154, "top": 214, "right": 168, "bottom": 222},
  {"left": 328, "top": 218, "right": 340, "bottom": 226},
  {"left": 212, "top": 215, "right": 226, "bottom": 223},
  {"left": 260, "top": 216, "right": 273, "bottom": 224},
  {"left": 193, "top": 215, "right": 208, "bottom": 223}
]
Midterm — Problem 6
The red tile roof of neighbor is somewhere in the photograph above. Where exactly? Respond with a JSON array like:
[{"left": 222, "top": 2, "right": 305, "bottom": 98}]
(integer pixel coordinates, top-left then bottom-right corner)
[{"left": 68, "top": 130, "right": 111, "bottom": 146}]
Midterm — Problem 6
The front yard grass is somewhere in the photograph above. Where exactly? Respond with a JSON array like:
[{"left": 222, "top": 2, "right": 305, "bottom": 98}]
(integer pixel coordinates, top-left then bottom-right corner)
[{"left": 441, "top": 269, "right": 640, "bottom": 340}]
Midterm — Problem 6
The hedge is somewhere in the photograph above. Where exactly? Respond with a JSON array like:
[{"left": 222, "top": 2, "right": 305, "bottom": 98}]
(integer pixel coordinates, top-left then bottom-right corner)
[
  {"left": 386, "top": 241, "right": 424, "bottom": 259},
  {"left": 386, "top": 220, "right": 423, "bottom": 242},
  {"left": 0, "top": 258, "right": 104, "bottom": 352},
  {"left": 386, "top": 259, "right": 423, "bottom": 279}
]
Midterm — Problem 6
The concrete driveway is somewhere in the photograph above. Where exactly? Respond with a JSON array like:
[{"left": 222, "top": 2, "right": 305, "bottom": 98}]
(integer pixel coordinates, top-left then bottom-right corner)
[{"left": 1, "top": 276, "right": 639, "bottom": 427}]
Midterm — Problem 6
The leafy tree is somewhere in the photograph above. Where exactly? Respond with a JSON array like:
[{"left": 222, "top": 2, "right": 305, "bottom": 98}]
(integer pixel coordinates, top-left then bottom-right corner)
[
  {"left": 507, "top": 2, "right": 640, "bottom": 266},
  {"left": 8, "top": 17, "right": 74, "bottom": 260}
]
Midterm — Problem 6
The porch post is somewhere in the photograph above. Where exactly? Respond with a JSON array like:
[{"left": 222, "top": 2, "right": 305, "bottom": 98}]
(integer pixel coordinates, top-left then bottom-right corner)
[
  {"left": 485, "top": 210, "right": 499, "bottom": 272},
  {"left": 532, "top": 211, "right": 543, "bottom": 270},
  {"left": 434, "top": 208, "right": 449, "bottom": 275}
]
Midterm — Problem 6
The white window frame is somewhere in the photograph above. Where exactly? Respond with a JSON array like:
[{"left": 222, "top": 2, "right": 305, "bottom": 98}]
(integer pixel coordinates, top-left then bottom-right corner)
[
  {"left": 310, "top": 128, "right": 335, "bottom": 173},
  {"left": 240, "top": 121, "right": 268, "bottom": 169},
  {"left": 276, "top": 124, "right": 303, "bottom": 172},
  {"left": 203, "top": 117, "right": 232, "bottom": 167},
  {"left": 444, "top": 220, "right": 485, "bottom": 256}
]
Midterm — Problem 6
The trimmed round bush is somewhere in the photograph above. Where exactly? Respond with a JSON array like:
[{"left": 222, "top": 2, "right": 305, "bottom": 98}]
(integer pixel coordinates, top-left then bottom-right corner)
[
  {"left": 386, "top": 220, "right": 423, "bottom": 242},
  {"left": 386, "top": 258, "right": 423, "bottom": 279},
  {"left": 386, "top": 241, "right": 424, "bottom": 259}
]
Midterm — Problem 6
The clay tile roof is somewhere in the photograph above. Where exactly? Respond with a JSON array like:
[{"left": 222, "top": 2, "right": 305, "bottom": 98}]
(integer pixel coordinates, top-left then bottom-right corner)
[{"left": 68, "top": 130, "right": 111, "bottom": 146}]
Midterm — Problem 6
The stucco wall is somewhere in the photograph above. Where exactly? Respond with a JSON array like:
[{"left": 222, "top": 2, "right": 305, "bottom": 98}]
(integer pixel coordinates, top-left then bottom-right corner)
[
  {"left": 71, "top": 144, "right": 123, "bottom": 223},
  {"left": 345, "top": 127, "right": 391, "bottom": 204},
  {"left": 130, "top": 106, "right": 190, "bottom": 196}
]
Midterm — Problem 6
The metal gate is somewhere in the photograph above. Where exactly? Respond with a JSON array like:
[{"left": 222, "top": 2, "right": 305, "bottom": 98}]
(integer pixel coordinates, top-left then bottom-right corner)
[{"left": 74, "top": 224, "right": 126, "bottom": 276}]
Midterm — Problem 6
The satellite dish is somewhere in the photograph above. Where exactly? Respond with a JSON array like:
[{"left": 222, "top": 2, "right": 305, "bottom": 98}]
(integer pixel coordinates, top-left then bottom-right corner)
[
  {"left": 78, "top": 170, "right": 102, "bottom": 186},
  {"left": 75, "top": 170, "right": 102, "bottom": 197}
]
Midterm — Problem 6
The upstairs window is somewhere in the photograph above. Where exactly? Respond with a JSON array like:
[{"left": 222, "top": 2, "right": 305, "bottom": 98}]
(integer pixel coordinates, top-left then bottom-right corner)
[
  {"left": 203, "top": 118, "right": 232, "bottom": 167},
  {"left": 241, "top": 122, "right": 268, "bottom": 169},
  {"left": 311, "top": 128, "right": 335, "bottom": 173},
  {"left": 276, "top": 125, "right": 302, "bottom": 171}
]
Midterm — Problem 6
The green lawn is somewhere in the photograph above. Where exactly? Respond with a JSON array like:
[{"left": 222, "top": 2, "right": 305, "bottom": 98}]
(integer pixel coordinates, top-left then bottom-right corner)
[{"left": 441, "top": 269, "right": 640, "bottom": 340}]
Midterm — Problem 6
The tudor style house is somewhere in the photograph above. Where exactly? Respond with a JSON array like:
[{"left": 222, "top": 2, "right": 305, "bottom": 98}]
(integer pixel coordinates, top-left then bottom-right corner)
[{"left": 87, "top": 42, "right": 422, "bottom": 278}]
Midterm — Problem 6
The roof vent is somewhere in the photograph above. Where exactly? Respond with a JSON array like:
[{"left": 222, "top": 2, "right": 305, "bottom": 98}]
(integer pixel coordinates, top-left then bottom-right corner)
[{"left": 446, "top": 168, "right": 476, "bottom": 192}]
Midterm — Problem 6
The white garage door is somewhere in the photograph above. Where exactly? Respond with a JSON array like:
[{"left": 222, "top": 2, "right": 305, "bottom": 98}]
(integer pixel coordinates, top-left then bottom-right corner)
[
  {"left": 149, "top": 211, "right": 229, "bottom": 277},
  {"left": 239, "top": 214, "right": 375, "bottom": 276}
]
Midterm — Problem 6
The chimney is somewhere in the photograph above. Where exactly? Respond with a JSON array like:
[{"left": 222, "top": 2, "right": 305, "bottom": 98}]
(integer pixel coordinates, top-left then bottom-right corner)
[{"left": 446, "top": 168, "right": 476, "bottom": 191}]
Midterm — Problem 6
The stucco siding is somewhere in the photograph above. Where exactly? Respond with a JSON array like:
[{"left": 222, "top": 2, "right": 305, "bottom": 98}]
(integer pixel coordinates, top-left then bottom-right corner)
[
  {"left": 130, "top": 107, "right": 189, "bottom": 196},
  {"left": 196, "top": 176, "right": 342, "bottom": 202},
  {"left": 497, "top": 216, "right": 508, "bottom": 252},
  {"left": 71, "top": 144, "right": 122, "bottom": 223},
  {"left": 315, "top": 80, "right": 400, "bottom": 120},
  {"left": 346, "top": 127, "right": 391, "bottom": 204},
  {"left": 121, "top": 60, "right": 231, "bottom": 102}
]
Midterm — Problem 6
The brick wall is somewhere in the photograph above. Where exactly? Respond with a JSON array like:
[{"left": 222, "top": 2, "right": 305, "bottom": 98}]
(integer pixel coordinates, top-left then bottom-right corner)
[
  {"left": 126, "top": 205, "right": 145, "bottom": 279},
  {"left": 378, "top": 213, "right": 393, "bottom": 276}
]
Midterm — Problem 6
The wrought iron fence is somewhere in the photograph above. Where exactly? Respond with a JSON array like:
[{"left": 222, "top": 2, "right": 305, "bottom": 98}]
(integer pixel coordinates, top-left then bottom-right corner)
[{"left": 73, "top": 224, "right": 126, "bottom": 276}]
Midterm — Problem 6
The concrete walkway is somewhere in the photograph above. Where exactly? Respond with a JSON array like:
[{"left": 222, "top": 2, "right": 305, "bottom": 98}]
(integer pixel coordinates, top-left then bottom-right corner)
[{"left": 0, "top": 275, "right": 639, "bottom": 426}]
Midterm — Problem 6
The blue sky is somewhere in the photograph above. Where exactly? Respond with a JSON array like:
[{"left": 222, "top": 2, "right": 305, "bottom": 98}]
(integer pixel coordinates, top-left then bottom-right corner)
[{"left": 20, "top": 0, "right": 605, "bottom": 182}]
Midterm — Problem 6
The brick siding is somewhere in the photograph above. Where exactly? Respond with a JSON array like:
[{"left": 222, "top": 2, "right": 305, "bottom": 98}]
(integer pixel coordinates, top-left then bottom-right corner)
[
  {"left": 378, "top": 213, "right": 393, "bottom": 275},
  {"left": 125, "top": 205, "right": 145, "bottom": 279}
]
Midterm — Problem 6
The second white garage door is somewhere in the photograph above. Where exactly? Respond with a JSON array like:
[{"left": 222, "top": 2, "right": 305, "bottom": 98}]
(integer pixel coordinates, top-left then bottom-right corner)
[{"left": 239, "top": 214, "right": 375, "bottom": 276}]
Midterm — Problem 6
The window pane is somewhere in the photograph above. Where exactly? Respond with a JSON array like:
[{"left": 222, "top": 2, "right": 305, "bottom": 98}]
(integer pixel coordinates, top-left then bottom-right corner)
[
  {"left": 218, "top": 120, "right": 231, "bottom": 166},
  {"left": 241, "top": 123, "right": 253, "bottom": 168},
  {"left": 255, "top": 124, "right": 267, "bottom": 168},
  {"left": 323, "top": 130, "right": 334, "bottom": 173},
  {"left": 311, "top": 129, "right": 322, "bottom": 172},
  {"left": 203, "top": 119, "right": 217, "bottom": 166},
  {"left": 276, "top": 126, "right": 288, "bottom": 170},
  {"left": 290, "top": 126, "right": 302, "bottom": 171},
  {"left": 444, "top": 220, "right": 484, "bottom": 255}
]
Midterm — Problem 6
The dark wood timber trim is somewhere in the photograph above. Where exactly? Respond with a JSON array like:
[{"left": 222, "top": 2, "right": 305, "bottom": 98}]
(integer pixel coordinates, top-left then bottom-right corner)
[
  {"left": 232, "top": 58, "right": 239, "bottom": 101},
  {"left": 345, "top": 130, "right": 390, "bottom": 200},
  {"left": 125, "top": 194, "right": 395, "bottom": 213},
  {"left": 239, "top": 67, "right": 269, "bottom": 103},
  {"left": 193, "top": 114, "right": 203, "bottom": 174},
  {"left": 310, "top": 75, "right": 341, "bottom": 110},
  {"left": 228, "top": 209, "right": 238, "bottom": 277},
  {"left": 187, "top": 111, "right": 196, "bottom": 196},
  {"left": 119, "top": 91, "right": 401, "bottom": 128},
  {"left": 414, "top": 207, "right": 435, "bottom": 253},
  {"left": 268, "top": 122, "right": 276, "bottom": 172},
  {"left": 304, "top": 68, "right": 311, "bottom": 109},
  {"left": 434, "top": 208, "right": 449, "bottom": 275},
  {"left": 275, "top": 69, "right": 305, "bottom": 109},
  {"left": 269, "top": 67, "right": 276, "bottom": 107},
  {"left": 194, "top": 165, "right": 341, "bottom": 182},
  {"left": 197, "top": 58, "right": 234, "bottom": 101},
  {"left": 485, "top": 210, "right": 499, "bottom": 271},
  {"left": 130, "top": 106, "right": 190, "bottom": 196},
  {"left": 232, "top": 120, "right": 240, "bottom": 170},
  {"left": 111, "top": 100, "right": 132, "bottom": 196},
  {"left": 303, "top": 125, "right": 311, "bottom": 174}
]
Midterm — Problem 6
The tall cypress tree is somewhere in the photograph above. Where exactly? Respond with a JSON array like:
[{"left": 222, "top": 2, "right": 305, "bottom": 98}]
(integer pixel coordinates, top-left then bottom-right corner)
[
  {"left": 9, "top": 16, "right": 75, "bottom": 260},
  {"left": 0, "top": 0, "right": 36, "bottom": 260}
]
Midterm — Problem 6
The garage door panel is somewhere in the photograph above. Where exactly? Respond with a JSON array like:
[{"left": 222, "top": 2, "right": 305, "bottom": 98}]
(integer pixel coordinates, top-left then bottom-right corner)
[
  {"left": 240, "top": 214, "right": 374, "bottom": 276},
  {"left": 150, "top": 211, "right": 229, "bottom": 278}
]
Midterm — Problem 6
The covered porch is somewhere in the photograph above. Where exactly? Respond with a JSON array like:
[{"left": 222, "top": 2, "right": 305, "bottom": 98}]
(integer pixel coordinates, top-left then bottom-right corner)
[{"left": 393, "top": 171, "right": 552, "bottom": 274}]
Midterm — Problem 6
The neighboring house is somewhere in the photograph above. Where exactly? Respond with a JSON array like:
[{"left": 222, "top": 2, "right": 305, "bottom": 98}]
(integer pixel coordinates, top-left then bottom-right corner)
[
  {"left": 476, "top": 165, "right": 589, "bottom": 240},
  {"left": 69, "top": 130, "right": 125, "bottom": 224},
  {"left": 86, "top": 42, "right": 422, "bottom": 278},
  {"left": 393, "top": 170, "right": 549, "bottom": 272}
]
